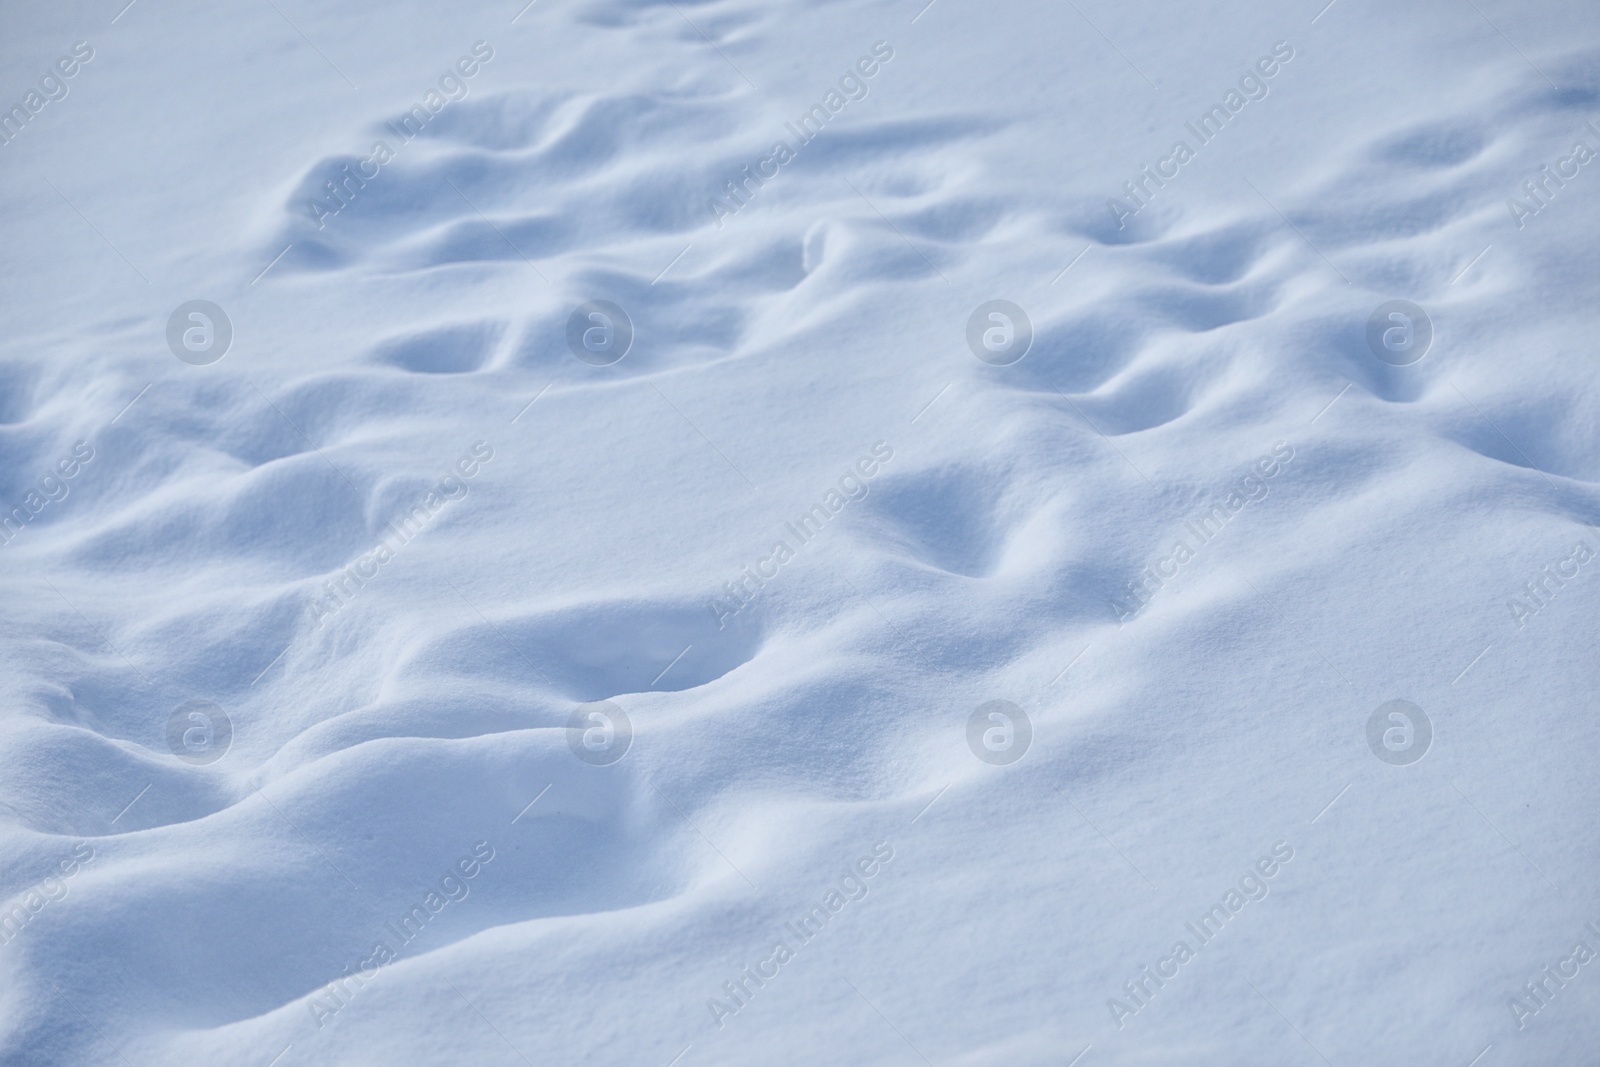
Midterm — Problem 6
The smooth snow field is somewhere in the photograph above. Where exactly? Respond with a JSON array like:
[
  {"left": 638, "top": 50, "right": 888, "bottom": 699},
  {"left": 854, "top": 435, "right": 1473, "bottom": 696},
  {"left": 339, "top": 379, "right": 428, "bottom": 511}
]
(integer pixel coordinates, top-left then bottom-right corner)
[{"left": 3, "top": 0, "right": 1600, "bottom": 1063}]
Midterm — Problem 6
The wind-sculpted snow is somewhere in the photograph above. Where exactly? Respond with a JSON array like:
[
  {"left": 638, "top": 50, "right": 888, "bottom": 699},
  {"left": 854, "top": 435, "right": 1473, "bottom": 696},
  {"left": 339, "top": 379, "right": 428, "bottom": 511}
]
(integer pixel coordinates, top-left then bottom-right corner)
[{"left": 2, "top": 0, "right": 1599, "bottom": 1064}]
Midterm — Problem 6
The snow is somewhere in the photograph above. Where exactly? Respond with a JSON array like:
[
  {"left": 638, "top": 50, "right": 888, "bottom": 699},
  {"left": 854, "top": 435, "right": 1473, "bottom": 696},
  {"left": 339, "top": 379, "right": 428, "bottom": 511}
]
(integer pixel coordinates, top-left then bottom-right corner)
[{"left": 2, "top": 0, "right": 1599, "bottom": 1063}]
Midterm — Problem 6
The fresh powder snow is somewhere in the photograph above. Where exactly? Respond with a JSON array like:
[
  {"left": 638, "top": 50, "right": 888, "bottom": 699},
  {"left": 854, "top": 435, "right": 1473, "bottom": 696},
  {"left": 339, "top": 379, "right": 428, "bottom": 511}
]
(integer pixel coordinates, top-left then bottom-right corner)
[{"left": 1, "top": 0, "right": 1598, "bottom": 1064}]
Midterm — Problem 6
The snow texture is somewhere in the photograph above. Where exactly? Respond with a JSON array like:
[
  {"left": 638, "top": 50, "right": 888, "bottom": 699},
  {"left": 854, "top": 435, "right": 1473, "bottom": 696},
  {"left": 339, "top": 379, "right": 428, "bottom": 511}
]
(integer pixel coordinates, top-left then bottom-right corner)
[{"left": 1, "top": 0, "right": 1598, "bottom": 1064}]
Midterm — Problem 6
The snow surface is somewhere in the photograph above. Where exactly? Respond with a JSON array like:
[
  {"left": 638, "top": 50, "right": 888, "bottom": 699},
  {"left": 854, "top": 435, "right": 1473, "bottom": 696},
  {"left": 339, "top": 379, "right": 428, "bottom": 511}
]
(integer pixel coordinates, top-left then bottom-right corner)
[{"left": 2, "top": 0, "right": 1599, "bottom": 1063}]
